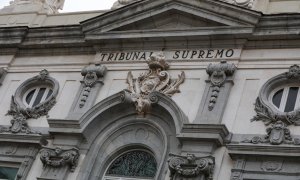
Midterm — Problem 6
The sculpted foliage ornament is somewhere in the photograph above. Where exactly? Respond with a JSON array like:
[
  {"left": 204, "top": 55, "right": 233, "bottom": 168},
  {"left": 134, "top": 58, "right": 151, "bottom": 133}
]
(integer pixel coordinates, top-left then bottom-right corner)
[
  {"left": 126, "top": 52, "right": 185, "bottom": 115},
  {"left": 40, "top": 147, "right": 79, "bottom": 172},
  {"left": 1, "top": 69, "right": 59, "bottom": 134},
  {"left": 79, "top": 65, "right": 107, "bottom": 108},
  {"left": 243, "top": 121, "right": 300, "bottom": 145},
  {"left": 168, "top": 153, "right": 215, "bottom": 180},
  {"left": 206, "top": 60, "right": 236, "bottom": 111}
]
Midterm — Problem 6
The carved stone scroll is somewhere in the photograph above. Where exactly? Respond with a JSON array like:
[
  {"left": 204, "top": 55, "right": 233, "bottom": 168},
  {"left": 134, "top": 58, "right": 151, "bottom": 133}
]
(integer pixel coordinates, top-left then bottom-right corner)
[
  {"left": 125, "top": 52, "right": 185, "bottom": 115},
  {"left": 67, "top": 64, "right": 107, "bottom": 120},
  {"left": 38, "top": 147, "right": 79, "bottom": 180},
  {"left": 168, "top": 153, "right": 215, "bottom": 180}
]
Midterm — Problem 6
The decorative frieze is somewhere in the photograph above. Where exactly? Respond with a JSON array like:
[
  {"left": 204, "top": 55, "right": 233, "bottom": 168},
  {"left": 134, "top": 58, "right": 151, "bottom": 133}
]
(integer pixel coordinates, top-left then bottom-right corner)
[
  {"left": 168, "top": 153, "right": 215, "bottom": 180},
  {"left": 206, "top": 60, "right": 236, "bottom": 111},
  {"left": 126, "top": 52, "right": 185, "bottom": 115},
  {"left": 40, "top": 147, "right": 79, "bottom": 172}
]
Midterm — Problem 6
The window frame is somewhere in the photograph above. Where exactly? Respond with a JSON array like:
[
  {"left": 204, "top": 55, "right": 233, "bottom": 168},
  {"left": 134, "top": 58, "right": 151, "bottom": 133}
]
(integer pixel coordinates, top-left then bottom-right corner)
[
  {"left": 103, "top": 149, "right": 157, "bottom": 180},
  {"left": 269, "top": 85, "right": 300, "bottom": 112},
  {"left": 22, "top": 86, "right": 53, "bottom": 108}
]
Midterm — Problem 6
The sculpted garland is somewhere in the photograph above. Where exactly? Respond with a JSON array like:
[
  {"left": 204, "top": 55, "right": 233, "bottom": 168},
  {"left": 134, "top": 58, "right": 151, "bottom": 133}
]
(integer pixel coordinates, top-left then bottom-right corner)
[
  {"left": 245, "top": 65, "right": 300, "bottom": 145},
  {"left": 126, "top": 52, "right": 185, "bottom": 115}
]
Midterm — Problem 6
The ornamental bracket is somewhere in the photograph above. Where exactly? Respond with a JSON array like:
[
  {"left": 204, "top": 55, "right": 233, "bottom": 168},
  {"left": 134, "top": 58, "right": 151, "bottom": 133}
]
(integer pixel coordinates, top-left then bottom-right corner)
[{"left": 168, "top": 153, "right": 215, "bottom": 180}]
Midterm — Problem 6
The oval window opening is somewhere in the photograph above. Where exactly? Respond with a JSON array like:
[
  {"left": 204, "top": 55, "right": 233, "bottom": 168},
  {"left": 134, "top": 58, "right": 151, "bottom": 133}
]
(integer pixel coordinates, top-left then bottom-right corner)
[{"left": 271, "top": 86, "right": 300, "bottom": 112}]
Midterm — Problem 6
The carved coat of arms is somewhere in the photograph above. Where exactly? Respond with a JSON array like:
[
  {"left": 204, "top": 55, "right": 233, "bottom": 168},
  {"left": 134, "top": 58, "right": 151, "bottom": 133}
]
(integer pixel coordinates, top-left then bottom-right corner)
[{"left": 126, "top": 52, "right": 185, "bottom": 114}]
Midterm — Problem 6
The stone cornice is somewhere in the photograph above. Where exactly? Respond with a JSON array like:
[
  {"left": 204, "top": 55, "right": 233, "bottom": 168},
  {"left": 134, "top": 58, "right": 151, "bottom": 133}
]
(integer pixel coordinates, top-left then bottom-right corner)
[
  {"left": 227, "top": 143, "right": 300, "bottom": 158},
  {"left": 0, "top": 2, "right": 299, "bottom": 55},
  {"left": 177, "top": 124, "right": 229, "bottom": 146}
]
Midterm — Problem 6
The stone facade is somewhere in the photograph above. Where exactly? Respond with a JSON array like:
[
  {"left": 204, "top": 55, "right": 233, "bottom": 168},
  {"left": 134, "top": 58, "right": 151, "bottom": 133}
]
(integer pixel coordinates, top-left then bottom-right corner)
[{"left": 0, "top": 0, "right": 300, "bottom": 180}]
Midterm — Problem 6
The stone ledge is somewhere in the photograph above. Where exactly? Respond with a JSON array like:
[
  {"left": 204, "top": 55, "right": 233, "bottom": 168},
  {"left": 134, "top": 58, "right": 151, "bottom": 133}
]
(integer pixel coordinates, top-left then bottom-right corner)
[
  {"left": 177, "top": 123, "right": 229, "bottom": 146},
  {"left": 228, "top": 143, "right": 300, "bottom": 158}
]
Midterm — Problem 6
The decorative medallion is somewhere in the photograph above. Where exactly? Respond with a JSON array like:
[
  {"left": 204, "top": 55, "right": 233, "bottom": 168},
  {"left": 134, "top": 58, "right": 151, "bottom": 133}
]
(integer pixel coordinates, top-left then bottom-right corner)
[
  {"left": 252, "top": 65, "right": 300, "bottom": 126},
  {"left": 126, "top": 52, "right": 185, "bottom": 115},
  {"left": 206, "top": 60, "right": 236, "bottom": 111},
  {"left": 79, "top": 65, "right": 107, "bottom": 108},
  {"left": 168, "top": 153, "right": 215, "bottom": 180},
  {"left": 40, "top": 147, "right": 79, "bottom": 172},
  {"left": 243, "top": 121, "right": 300, "bottom": 145},
  {"left": 261, "top": 160, "right": 283, "bottom": 172},
  {"left": 0, "top": 69, "right": 59, "bottom": 134}
]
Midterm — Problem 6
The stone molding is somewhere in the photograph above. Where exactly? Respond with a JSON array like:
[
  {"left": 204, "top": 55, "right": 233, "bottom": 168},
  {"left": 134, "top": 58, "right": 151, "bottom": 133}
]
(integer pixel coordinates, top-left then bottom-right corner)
[
  {"left": 125, "top": 52, "right": 185, "bottom": 115},
  {"left": 0, "top": 133, "right": 45, "bottom": 180},
  {"left": 0, "top": 67, "right": 7, "bottom": 86},
  {"left": 2, "top": 69, "right": 59, "bottom": 134},
  {"left": 168, "top": 153, "right": 215, "bottom": 180}
]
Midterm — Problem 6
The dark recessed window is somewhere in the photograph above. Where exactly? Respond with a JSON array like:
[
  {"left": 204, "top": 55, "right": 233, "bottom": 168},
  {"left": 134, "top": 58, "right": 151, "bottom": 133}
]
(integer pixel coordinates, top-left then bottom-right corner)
[
  {"left": 23, "top": 86, "right": 53, "bottom": 108},
  {"left": 0, "top": 167, "right": 18, "bottom": 180},
  {"left": 271, "top": 86, "right": 300, "bottom": 112},
  {"left": 104, "top": 150, "right": 157, "bottom": 180}
]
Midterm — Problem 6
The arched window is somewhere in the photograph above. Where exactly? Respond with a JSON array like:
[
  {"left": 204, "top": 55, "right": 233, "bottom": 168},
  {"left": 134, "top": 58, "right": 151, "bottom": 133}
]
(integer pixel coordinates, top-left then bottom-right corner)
[{"left": 103, "top": 150, "right": 157, "bottom": 180}]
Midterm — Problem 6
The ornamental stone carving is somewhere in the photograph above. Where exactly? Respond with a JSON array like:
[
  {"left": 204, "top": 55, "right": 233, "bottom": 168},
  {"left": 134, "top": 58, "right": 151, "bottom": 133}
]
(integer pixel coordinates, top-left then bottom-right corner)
[
  {"left": 286, "top": 64, "right": 300, "bottom": 79},
  {"left": 79, "top": 65, "right": 107, "bottom": 108},
  {"left": 233, "top": 0, "right": 254, "bottom": 9},
  {"left": 1, "top": 69, "right": 59, "bottom": 134},
  {"left": 126, "top": 52, "right": 185, "bottom": 115},
  {"left": 243, "top": 121, "right": 300, "bottom": 145},
  {"left": 261, "top": 160, "right": 283, "bottom": 172},
  {"left": 206, "top": 60, "right": 236, "bottom": 111},
  {"left": 2, "top": 0, "right": 65, "bottom": 14},
  {"left": 252, "top": 65, "right": 300, "bottom": 126},
  {"left": 168, "top": 153, "right": 215, "bottom": 180},
  {"left": 111, "top": 0, "right": 138, "bottom": 10},
  {"left": 40, "top": 147, "right": 79, "bottom": 172}
]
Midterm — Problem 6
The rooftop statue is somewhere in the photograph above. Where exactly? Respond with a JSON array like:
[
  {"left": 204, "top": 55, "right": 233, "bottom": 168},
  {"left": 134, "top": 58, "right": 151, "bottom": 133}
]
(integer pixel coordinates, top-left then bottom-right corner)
[
  {"left": 111, "top": 0, "right": 139, "bottom": 10},
  {"left": 1, "top": 0, "right": 65, "bottom": 14}
]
